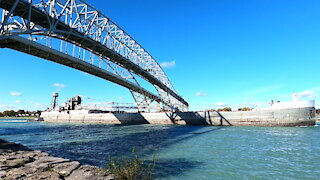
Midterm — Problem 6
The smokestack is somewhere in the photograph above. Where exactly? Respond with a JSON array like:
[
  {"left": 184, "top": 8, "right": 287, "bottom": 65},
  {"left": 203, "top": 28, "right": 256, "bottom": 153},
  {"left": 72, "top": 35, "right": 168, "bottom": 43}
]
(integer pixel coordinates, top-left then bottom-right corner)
[{"left": 51, "top": 92, "right": 59, "bottom": 110}]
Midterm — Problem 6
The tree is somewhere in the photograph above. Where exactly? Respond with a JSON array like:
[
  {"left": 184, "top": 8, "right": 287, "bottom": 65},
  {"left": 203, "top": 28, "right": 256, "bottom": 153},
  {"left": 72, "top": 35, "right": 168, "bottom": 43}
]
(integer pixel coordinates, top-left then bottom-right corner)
[
  {"left": 0, "top": 112, "right": 3, "bottom": 117},
  {"left": 218, "top": 107, "right": 232, "bottom": 112},
  {"left": 25, "top": 111, "right": 31, "bottom": 117},
  {"left": 238, "top": 107, "right": 251, "bottom": 111},
  {"left": 17, "top": 109, "right": 25, "bottom": 115},
  {"left": 3, "top": 110, "right": 16, "bottom": 117}
]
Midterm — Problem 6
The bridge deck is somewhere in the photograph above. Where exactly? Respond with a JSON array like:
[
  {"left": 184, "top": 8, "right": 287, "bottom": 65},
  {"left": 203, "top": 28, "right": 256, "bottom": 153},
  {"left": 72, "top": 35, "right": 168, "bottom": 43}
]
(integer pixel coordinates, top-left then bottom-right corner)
[{"left": 0, "top": 36, "right": 161, "bottom": 103}]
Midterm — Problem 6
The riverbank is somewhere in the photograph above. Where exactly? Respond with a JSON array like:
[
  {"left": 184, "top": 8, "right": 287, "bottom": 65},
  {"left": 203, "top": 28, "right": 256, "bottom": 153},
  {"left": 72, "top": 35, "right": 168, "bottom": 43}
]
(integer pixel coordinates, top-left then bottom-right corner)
[
  {"left": 0, "top": 139, "right": 113, "bottom": 179},
  {"left": 0, "top": 117, "right": 36, "bottom": 120}
]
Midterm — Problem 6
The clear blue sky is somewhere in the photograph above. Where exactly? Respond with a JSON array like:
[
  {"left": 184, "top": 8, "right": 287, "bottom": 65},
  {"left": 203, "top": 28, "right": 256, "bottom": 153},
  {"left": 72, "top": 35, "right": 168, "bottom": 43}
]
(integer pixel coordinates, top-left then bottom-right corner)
[{"left": 1, "top": 0, "right": 320, "bottom": 111}]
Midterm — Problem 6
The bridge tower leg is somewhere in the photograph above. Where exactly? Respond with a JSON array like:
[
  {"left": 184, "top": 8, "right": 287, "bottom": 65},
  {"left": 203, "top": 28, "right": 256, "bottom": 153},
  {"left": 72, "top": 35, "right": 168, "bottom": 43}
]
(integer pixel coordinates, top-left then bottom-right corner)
[{"left": 130, "top": 91, "right": 152, "bottom": 112}]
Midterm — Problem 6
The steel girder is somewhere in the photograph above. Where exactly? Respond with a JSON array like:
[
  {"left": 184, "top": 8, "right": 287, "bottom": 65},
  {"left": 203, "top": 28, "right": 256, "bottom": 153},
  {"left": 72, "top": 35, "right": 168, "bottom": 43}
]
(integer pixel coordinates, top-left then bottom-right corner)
[
  {"left": 0, "top": 35, "right": 160, "bottom": 111},
  {"left": 0, "top": 0, "right": 188, "bottom": 111}
]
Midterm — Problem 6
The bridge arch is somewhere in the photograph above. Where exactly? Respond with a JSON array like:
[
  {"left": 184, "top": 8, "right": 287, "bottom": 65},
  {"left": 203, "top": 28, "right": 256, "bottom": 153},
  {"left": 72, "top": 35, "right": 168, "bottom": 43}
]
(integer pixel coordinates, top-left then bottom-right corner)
[{"left": 0, "top": 0, "right": 188, "bottom": 111}]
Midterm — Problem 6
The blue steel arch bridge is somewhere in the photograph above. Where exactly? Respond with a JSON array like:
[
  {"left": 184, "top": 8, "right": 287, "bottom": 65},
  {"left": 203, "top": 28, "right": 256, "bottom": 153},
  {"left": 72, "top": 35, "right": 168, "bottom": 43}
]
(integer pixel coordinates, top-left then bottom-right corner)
[{"left": 0, "top": 0, "right": 188, "bottom": 112}]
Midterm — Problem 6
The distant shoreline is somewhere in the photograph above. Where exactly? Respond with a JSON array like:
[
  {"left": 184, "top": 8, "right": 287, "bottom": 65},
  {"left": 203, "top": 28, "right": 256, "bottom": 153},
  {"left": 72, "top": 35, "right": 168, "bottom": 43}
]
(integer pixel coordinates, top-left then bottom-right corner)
[{"left": 0, "top": 117, "right": 36, "bottom": 120}]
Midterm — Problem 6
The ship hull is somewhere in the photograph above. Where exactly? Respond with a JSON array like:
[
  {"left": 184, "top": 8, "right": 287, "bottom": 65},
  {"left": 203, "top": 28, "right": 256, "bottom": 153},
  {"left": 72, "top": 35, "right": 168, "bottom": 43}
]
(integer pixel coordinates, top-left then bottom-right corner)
[
  {"left": 204, "top": 107, "right": 316, "bottom": 126},
  {"left": 40, "top": 107, "right": 316, "bottom": 127}
]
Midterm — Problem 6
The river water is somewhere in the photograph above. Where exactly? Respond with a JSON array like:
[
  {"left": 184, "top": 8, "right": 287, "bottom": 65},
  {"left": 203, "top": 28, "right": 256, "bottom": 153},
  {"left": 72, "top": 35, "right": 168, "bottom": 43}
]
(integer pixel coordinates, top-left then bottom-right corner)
[{"left": 0, "top": 120, "right": 319, "bottom": 179}]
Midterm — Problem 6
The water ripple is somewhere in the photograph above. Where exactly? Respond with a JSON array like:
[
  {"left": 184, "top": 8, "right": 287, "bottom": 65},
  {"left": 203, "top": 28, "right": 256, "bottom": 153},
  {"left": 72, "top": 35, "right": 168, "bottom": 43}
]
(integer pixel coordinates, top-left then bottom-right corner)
[{"left": 0, "top": 121, "right": 319, "bottom": 179}]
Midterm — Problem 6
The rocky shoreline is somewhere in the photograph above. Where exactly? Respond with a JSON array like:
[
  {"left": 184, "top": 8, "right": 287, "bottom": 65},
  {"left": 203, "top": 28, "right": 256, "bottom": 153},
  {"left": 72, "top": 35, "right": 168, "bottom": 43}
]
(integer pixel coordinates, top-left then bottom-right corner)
[{"left": 0, "top": 139, "right": 114, "bottom": 180}]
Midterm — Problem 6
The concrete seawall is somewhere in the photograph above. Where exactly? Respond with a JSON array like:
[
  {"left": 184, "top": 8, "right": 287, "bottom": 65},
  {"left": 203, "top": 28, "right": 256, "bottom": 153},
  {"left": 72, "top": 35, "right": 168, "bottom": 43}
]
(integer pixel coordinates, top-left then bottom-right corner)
[{"left": 41, "top": 107, "right": 316, "bottom": 126}]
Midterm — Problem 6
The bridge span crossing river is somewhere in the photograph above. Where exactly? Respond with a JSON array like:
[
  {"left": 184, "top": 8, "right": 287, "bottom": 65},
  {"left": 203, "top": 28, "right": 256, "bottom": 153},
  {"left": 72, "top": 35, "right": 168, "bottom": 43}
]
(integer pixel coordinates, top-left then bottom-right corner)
[{"left": 0, "top": 119, "right": 319, "bottom": 179}]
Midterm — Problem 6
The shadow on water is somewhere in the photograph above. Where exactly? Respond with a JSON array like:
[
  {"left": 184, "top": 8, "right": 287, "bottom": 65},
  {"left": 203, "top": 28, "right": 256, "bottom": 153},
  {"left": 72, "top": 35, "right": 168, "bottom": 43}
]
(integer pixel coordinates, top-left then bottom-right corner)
[
  {"left": 0, "top": 139, "right": 31, "bottom": 152},
  {"left": 148, "top": 158, "right": 204, "bottom": 178},
  {"left": 44, "top": 125, "right": 222, "bottom": 178},
  {"left": 45, "top": 125, "right": 215, "bottom": 161},
  {"left": 0, "top": 119, "right": 224, "bottom": 178}
]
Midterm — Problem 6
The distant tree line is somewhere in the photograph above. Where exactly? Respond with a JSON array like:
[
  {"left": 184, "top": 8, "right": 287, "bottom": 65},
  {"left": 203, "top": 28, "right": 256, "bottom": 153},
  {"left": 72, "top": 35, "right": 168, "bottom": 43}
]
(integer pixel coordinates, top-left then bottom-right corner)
[
  {"left": 206, "top": 107, "right": 233, "bottom": 112},
  {"left": 238, "top": 107, "right": 251, "bottom": 111},
  {"left": 218, "top": 107, "right": 232, "bottom": 112},
  {"left": 0, "top": 110, "right": 42, "bottom": 117},
  {"left": 206, "top": 107, "right": 252, "bottom": 112}
]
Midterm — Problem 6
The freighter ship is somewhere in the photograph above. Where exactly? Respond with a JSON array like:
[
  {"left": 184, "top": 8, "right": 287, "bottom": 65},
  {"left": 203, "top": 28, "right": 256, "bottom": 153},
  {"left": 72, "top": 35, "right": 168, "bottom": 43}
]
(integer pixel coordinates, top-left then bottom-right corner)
[{"left": 40, "top": 93, "right": 316, "bottom": 126}]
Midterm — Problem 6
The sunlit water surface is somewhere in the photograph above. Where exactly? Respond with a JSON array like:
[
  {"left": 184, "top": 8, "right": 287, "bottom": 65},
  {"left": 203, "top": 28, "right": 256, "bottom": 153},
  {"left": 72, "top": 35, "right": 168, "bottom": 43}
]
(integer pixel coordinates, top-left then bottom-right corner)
[{"left": 0, "top": 120, "right": 319, "bottom": 179}]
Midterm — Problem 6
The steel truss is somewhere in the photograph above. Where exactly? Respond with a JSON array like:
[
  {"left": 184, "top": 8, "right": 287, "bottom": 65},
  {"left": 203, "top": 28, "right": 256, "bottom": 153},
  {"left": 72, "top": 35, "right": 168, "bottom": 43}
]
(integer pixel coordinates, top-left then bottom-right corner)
[{"left": 0, "top": 0, "right": 188, "bottom": 111}]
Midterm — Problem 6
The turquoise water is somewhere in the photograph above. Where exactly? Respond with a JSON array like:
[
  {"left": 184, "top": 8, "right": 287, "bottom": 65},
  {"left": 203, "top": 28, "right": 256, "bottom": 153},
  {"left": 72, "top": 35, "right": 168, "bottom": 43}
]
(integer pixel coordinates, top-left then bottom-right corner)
[{"left": 0, "top": 120, "right": 319, "bottom": 179}]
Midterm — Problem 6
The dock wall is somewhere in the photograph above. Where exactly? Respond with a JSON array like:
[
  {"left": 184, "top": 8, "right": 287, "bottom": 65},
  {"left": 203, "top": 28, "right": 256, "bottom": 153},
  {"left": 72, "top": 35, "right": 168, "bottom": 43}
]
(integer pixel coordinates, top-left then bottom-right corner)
[{"left": 41, "top": 107, "right": 316, "bottom": 126}]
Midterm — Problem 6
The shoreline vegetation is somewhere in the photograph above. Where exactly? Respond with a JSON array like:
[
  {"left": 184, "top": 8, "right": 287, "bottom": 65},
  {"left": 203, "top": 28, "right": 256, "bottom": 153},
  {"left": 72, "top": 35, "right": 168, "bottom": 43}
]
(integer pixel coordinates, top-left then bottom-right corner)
[{"left": 107, "top": 148, "right": 155, "bottom": 180}]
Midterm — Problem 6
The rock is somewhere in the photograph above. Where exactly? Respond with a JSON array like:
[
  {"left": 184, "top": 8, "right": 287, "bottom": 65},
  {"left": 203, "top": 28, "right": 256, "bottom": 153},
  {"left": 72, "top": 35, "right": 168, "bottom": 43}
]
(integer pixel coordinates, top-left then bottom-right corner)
[
  {"left": 0, "top": 151, "right": 35, "bottom": 170},
  {"left": 51, "top": 161, "right": 80, "bottom": 177},
  {"left": 24, "top": 171, "right": 62, "bottom": 180},
  {"left": 65, "top": 165, "right": 113, "bottom": 180},
  {"left": 26, "top": 155, "right": 69, "bottom": 170},
  {"left": 0, "top": 139, "right": 114, "bottom": 179}
]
